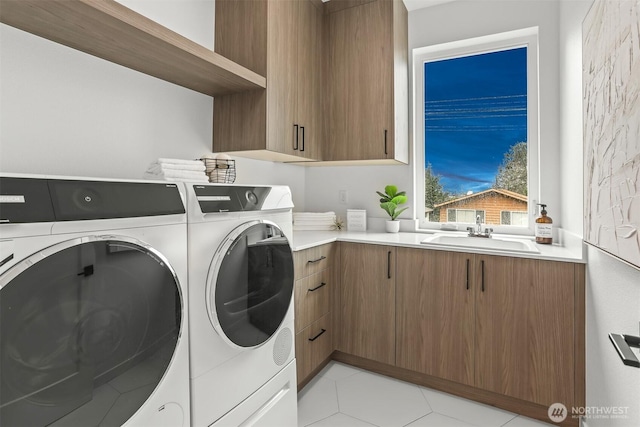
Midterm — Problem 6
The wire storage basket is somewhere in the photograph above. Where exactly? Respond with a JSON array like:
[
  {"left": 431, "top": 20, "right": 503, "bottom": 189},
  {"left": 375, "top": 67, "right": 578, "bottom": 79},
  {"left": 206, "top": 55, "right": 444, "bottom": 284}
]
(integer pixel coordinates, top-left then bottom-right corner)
[{"left": 202, "top": 158, "right": 236, "bottom": 183}]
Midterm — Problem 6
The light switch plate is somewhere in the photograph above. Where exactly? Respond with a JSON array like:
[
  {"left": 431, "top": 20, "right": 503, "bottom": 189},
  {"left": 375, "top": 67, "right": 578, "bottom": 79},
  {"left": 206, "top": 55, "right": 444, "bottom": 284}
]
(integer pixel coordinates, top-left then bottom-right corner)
[{"left": 339, "top": 189, "right": 348, "bottom": 204}]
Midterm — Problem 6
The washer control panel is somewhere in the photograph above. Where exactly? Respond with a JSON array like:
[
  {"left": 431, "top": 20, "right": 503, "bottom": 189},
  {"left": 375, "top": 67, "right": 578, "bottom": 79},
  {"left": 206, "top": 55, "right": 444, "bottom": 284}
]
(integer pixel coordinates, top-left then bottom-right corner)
[{"left": 194, "top": 185, "right": 270, "bottom": 213}]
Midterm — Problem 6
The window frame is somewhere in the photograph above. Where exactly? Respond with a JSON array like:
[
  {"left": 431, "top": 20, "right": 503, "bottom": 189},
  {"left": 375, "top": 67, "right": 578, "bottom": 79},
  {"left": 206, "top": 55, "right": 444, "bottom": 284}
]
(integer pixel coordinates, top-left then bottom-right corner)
[
  {"left": 413, "top": 28, "right": 539, "bottom": 236},
  {"left": 501, "top": 210, "right": 529, "bottom": 226},
  {"left": 447, "top": 209, "right": 485, "bottom": 224}
]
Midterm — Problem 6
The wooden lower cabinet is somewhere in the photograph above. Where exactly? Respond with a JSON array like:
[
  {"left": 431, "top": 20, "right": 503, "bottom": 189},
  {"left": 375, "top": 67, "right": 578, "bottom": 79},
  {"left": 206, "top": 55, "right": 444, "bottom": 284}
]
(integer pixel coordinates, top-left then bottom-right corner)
[
  {"left": 396, "top": 248, "right": 474, "bottom": 386},
  {"left": 293, "top": 243, "right": 336, "bottom": 388},
  {"left": 338, "top": 243, "right": 396, "bottom": 365},
  {"left": 475, "top": 254, "right": 577, "bottom": 407},
  {"left": 298, "top": 242, "right": 584, "bottom": 426},
  {"left": 395, "top": 247, "right": 583, "bottom": 413},
  {"left": 296, "top": 313, "right": 333, "bottom": 383}
]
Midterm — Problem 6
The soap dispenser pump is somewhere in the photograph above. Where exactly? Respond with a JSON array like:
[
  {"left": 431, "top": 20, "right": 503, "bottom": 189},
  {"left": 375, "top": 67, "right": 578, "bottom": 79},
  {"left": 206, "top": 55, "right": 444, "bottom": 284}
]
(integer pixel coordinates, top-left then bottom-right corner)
[{"left": 535, "top": 203, "right": 553, "bottom": 244}]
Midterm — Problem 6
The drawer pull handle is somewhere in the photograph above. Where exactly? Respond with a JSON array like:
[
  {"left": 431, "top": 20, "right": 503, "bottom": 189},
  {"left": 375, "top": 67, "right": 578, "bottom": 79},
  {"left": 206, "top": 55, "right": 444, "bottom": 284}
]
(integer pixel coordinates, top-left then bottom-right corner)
[
  {"left": 307, "top": 256, "right": 326, "bottom": 264},
  {"left": 308, "top": 282, "right": 327, "bottom": 292},
  {"left": 308, "top": 329, "right": 326, "bottom": 342}
]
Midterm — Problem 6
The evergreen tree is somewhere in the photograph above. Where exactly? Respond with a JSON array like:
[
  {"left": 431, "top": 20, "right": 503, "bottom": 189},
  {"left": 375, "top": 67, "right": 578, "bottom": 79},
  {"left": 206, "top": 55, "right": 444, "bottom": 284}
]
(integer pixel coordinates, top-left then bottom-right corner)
[
  {"left": 494, "top": 141, "right": 527, "bottom": 196},
  {"left": 425, "top": 163, "right": 450, "bottom": 221}
]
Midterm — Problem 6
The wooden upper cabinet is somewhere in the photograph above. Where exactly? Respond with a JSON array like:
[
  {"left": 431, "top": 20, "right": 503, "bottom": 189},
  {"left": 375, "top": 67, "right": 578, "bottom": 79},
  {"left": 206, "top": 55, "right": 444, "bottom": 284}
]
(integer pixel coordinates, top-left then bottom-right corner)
[
  {"left": 213, "top": 0, "right": 323, "bottom": 162},
  {"left": 325, "top": 0, "right": 408, "bottom": 163},
  {"left": 396, "top": 248, "right": 475, "bottom": 386},
  {"left": 338, "top": 243, "right": 396, "bottom": 365},
  {"left": 296, "top": 0, "right": 324, "bottom": 160}
]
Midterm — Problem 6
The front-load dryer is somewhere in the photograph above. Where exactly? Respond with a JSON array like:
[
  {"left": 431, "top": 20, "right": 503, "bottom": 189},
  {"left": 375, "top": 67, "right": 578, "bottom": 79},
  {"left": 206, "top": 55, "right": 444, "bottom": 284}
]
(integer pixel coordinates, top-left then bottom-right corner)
[
  {"left": 185, "top": 183, "right": 297, "bottom": 427},
  {"left": 0, "top": 174, "right": 190, "bottom": 427}
]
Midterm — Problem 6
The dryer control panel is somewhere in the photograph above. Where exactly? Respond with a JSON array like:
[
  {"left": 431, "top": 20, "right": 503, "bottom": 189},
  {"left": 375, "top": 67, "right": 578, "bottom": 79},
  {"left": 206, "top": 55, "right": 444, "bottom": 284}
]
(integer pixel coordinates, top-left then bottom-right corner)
[{"left": 0, "top": 177, "right": 185, "bottom": 223}]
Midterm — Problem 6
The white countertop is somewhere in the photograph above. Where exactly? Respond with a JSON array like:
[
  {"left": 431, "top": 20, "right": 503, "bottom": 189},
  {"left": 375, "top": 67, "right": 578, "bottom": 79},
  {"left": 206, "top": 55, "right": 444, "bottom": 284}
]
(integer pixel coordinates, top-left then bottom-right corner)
[{"left": 292, "top": 230, "right": 586, "bottom": 263}]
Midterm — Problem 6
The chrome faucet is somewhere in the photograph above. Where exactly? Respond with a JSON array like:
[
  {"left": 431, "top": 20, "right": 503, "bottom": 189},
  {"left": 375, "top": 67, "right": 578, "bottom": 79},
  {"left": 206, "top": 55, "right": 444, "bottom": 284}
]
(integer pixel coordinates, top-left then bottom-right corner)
[{"left": 467, "top": 215, "right": 493, "bottom": 238}]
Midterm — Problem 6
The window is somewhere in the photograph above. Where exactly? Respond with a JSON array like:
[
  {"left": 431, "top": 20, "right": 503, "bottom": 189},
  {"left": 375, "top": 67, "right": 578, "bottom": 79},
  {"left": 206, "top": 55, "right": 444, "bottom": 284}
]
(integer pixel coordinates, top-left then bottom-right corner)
[
  {"left": 447, "top": 209, "right": 484, "bottom": 223},
  {"left": 501, "top": 210, "right": 528, "bottom": 226},
  {"left": 414, "top": 28, "right": 539, "bottom": 234}
]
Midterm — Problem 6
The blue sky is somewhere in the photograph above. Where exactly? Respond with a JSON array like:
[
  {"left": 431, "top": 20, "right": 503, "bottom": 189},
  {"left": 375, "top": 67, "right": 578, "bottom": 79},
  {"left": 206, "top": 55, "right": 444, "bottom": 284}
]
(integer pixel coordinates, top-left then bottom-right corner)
[{"left": 424, "top": 47, "right": 527, "bottom": 195}]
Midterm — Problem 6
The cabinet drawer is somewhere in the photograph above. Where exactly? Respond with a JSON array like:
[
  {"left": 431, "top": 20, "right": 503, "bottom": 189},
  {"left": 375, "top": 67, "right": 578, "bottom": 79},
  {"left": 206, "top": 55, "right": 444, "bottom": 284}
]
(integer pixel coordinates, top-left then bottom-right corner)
[
  {"left": 294, "top": 243, "right": 334, "bottom": 280},
  {"left": 295, "top": 269, "right": 331, "bottom": 331},
  {"left": 295, "top": 313, "right": 332, "bottom": 384}
]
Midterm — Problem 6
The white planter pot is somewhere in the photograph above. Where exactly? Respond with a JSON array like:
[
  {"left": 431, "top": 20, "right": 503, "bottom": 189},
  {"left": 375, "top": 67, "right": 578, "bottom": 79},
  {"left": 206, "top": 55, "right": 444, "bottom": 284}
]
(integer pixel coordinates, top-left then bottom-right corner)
[{"left": 385, "top": 220, "right": 400, "bottom": 233}]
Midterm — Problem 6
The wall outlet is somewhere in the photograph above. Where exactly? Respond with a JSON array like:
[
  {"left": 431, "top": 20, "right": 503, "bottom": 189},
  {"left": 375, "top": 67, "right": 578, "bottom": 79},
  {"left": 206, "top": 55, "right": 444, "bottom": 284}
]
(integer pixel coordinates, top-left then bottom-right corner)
[{"left": 339, "top": 189, "right": 348, "bottom": 204}]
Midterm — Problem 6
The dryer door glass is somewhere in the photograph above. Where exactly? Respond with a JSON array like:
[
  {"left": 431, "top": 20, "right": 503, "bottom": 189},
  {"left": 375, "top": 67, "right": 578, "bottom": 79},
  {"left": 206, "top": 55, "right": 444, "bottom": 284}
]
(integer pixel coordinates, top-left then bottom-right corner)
[
  {"left": 212, "top": 222, "right": 294, "bottom": 348},
  {"left": 0, "top": 239, "right": 182, "bottom": 427}
]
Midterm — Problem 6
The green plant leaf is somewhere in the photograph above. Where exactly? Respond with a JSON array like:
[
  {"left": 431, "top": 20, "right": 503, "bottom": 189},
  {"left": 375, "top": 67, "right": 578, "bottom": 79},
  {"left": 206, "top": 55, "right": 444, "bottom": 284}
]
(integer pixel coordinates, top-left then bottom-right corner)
[
  {"left": 380, "top": 201, "right": 396, "bottom": 218},
  {"left": 391, "top": 206, "right": 408, "bottom": 220},
  {"left": 385, "top": 185, "right": 398, "bottom": 198},
  {"left": 390, "top": 195, "right": 407, "bottom": 205},
  {"left": 376, "top": 191, "right": 391, "bottom": 202}
]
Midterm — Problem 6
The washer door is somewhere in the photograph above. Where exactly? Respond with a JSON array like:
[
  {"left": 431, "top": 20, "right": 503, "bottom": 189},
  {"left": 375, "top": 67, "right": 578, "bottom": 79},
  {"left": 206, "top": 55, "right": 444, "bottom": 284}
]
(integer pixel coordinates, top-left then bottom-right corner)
[
  {"left": 0, "top": 237, "right": 183, "bottom": 427},
  {"left": 207, "top": 221, "right": 294, "bottom": 349}
]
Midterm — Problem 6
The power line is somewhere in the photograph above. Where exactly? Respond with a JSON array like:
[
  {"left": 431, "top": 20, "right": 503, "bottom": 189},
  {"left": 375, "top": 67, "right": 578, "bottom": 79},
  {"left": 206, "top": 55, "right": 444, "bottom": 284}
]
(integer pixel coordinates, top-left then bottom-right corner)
[{"left": 425, "top": 94, "right": 527, "bottom": 104}]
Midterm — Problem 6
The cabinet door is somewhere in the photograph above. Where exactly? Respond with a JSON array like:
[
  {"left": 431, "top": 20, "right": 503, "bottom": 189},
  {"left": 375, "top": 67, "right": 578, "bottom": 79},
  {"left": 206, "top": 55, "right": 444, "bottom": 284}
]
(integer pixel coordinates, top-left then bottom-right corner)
[
  {"left": 327, "top": 0, "right": 394, "bottom": 161},
  {"left": 338, "top": 243, "right": 395, "bottom": 365},
  {"left": 266, "top": 0, "right": 298, "bottom": 157},
  {"left": 475, "top": 256, "right": 575, "bottom": 406},
  {"left": 296, "top": 0, "right": 323, "bottom": 160},
  {"left": 396, "top": 248, "right": 475, "bottom": 386}
]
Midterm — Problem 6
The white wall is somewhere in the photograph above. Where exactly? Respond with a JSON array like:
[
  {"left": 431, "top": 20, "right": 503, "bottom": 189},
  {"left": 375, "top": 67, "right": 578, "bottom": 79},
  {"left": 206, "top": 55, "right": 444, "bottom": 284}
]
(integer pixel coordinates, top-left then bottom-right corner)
[
  {"left": 305, "top": 164, "right": 413, "bottom": 223},
  {"left": 584, "top": 246, "right": 640, "bottom": 427},
  {"left": 559, "top": 0, "right": 587, "bottom": 236},
  {"left": 0, "top": 0, "right": 306, "bottom": 209},
  {"left": 558, "top": 1, "right": 640, "bottom": 426}
]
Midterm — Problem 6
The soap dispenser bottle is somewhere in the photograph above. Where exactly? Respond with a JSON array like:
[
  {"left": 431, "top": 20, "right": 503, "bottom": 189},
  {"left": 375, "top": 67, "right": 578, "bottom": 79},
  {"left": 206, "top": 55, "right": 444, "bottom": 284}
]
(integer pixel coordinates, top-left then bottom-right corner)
[{"left": 535, "top": 203, "right": 553, "bottom": 244}]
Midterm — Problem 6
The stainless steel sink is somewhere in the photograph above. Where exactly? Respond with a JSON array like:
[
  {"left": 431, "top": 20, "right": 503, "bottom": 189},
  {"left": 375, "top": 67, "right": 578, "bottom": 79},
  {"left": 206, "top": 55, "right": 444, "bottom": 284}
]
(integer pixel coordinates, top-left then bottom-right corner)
[{"left": 421, "top": 234, "right": 540, "bottom": 253}]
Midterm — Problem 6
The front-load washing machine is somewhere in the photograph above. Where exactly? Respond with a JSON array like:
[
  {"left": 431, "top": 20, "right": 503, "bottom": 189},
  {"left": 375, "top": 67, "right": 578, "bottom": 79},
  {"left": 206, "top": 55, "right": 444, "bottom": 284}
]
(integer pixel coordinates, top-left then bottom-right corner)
[
  {"left": 0, "top": 174, "right": 190, "bottom": 427},
  {"left": 185, "top": 183, "right": 297, "bottom": 427}
]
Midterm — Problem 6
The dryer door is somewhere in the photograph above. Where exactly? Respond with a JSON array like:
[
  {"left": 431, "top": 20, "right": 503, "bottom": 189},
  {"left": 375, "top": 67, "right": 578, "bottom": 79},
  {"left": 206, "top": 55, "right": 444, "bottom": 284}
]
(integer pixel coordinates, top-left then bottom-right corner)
[
  {"left": 207, "top": 221, "right": 294, "bottom": 349},
  {"left": 0, "top": 237, "right": 183, "bottom": 427}
]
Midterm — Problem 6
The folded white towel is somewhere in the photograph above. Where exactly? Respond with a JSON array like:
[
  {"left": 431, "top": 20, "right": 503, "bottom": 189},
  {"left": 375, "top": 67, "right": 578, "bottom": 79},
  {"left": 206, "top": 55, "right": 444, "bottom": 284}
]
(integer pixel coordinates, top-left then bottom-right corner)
[
  {"left": 293, "top": 224, "right": 335, "bottom": 231},
  {"left": 147, "top": 162, "right": 205, "bottom": 173},
  {"left": 156, "top": 158, "right": 205, "bottom": 166},
  {"left": 144, "top": 172, "right": 209, "bottom": 183},
  {"left": 293, "top": 217, "right": 336, "bottom": 222},
  {"left": 157, "top": 169, "right": 207, "bottom": 179},
  {"left": 293, "top": 212, "right": 336, "bottom": 219},
  {"left": 293, "top": 212, "right": 336, "bottom": 231},
  {"left": 293, "top": 221, "right": 335, "bottom": 227}
]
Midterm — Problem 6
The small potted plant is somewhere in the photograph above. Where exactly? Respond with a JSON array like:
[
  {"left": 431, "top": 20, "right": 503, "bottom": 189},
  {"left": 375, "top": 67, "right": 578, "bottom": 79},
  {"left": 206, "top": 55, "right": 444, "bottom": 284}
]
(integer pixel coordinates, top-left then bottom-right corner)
[{"left": 376, "top": 185, "right": 408, "bottom": 233}]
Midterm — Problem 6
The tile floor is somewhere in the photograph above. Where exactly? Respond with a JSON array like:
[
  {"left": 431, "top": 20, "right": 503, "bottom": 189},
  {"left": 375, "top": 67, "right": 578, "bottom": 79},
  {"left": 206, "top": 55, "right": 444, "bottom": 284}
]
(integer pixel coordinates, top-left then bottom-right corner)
[{"left": 298, "top": 362, "right": 553, "bottom": 427}]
